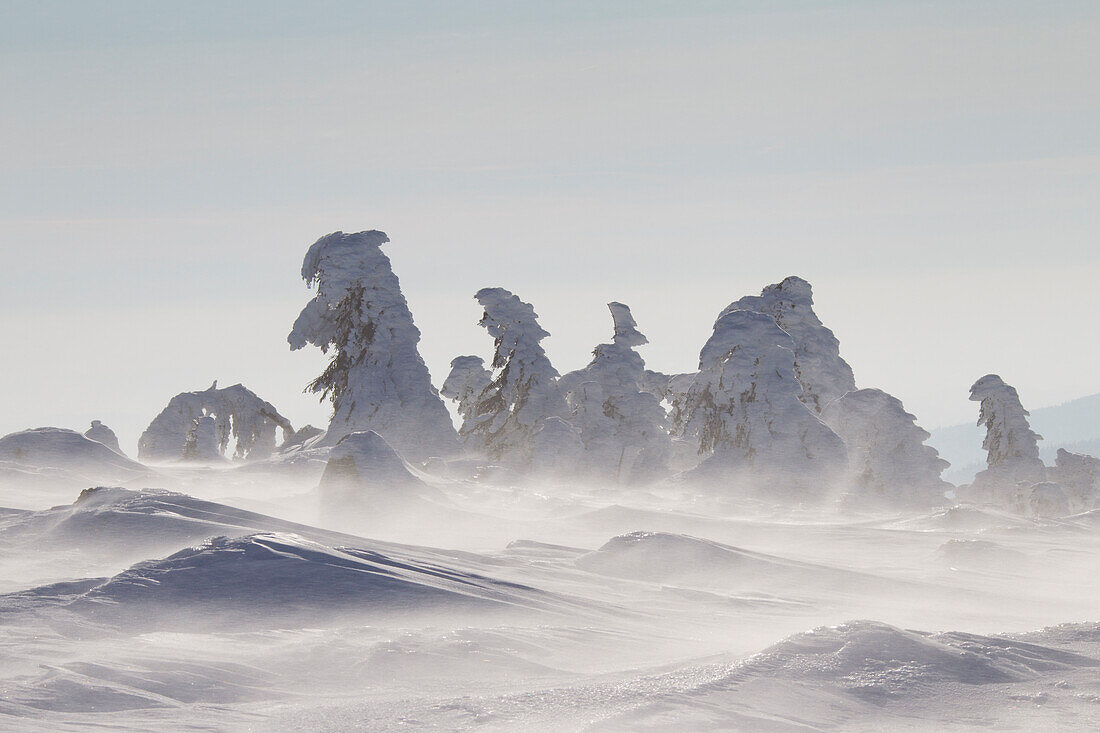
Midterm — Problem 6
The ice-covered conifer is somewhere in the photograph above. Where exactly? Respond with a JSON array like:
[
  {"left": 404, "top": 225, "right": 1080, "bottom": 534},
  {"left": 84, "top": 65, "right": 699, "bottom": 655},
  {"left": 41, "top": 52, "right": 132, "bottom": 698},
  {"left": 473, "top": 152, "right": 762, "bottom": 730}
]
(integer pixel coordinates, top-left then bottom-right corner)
[
  {"left": 821, "top": 388, "right": 950, "bottom": 508},
  {"left": 722, "top": 276, "right": 855, "bottom": 413},
  {"left": 964, "top": 374, "right": 1047, "bottom": 505},
  {"left": 1051, "top": 449, "right": 1100, "bottom": 513},
  {"left": 182, "top": 416, "right": 220, "bottom": 462},
  {"left": 460, "top": 287, "right": 570, "bottom": 464},
  {"left": 679, "top": 309, "right": 846, "bottom": 494},
  {"left": 139, "top": 382, "right": 294, "bottom": 462},
  {"left": 559, "top": 303, "right": 671, "bottom": 481},
  {"left": 288, "top": 231, "right": 459, "bottom": 460},
  {"left": 441, "top": 356, "right": 493, "bottom": 433},
  {"left": 84, "top": 420, "right": 124, "bottom": 456}
]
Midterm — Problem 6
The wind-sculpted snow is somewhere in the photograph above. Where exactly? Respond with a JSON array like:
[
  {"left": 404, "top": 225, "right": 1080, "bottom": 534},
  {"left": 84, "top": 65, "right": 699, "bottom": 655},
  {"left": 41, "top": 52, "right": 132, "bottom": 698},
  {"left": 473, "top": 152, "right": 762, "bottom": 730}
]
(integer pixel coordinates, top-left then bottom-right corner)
[
  {"left": 822, "top": 388, "right": 950, "bottom": 508},
  {"left": 677, "top": 309, "right": 847, "bottom": 496},
  {"left": 441, "top": 355, "right": 493, "bottom": 431},
  {"left": 722, "top": 275, "right": 856, "bottom": 413},
  {"left": 289, "top": 230, "right": 459, "bottom": 460},
  {"left": 1053, "top": 448, "right": 1100, "bottom": 513},
  {"left": 317, "top": 430, "right": 447, "bottom": 512},
  {"left": 600, "top": 621, "right": 1100, "bottom": 731},
  {"left": 575, "top": 531, "right": 887, "bottom": 597},
  {"left": 138, "top": 381, "right": 294, "bottom": 463},
  {"left": 0, "top": 429, "right": 149, "bottom": 500},
  {"left": 4, "top": 532, "right": 564, "bottom": 631}
]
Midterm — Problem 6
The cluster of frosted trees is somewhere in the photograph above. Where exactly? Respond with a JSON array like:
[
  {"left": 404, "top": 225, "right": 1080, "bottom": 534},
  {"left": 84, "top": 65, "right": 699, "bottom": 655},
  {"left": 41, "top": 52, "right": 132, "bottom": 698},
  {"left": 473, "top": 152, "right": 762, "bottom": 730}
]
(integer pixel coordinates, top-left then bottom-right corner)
[
  {"left": 123, "top": 230, "right": 1096, "bottom": 515},
  {"left": 279, "top": 231, "right": 965, "bottom": 508}
]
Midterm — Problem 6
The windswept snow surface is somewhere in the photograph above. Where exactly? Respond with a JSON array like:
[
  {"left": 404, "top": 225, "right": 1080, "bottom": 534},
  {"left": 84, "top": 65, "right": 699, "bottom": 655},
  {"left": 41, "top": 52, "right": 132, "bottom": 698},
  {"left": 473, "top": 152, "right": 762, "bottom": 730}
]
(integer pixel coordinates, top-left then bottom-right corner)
[{"left": 0, "top": 460, "right": 1098, "bottom": 731}]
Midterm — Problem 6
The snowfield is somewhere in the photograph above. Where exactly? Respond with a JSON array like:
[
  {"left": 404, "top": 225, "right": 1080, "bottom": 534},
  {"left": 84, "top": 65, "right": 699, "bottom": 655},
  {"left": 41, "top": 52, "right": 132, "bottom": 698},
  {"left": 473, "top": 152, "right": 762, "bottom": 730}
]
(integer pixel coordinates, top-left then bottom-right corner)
[{"left": 0, "top": 468, "right": 1096, "bottom": 731}]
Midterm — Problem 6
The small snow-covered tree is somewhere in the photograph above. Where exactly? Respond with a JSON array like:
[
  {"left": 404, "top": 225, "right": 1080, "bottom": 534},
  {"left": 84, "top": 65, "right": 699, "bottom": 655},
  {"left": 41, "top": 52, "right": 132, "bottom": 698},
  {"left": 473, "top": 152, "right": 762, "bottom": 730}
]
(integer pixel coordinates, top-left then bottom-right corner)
[
  {"left": 678, "top": 309, "right": 846, "bottom": 495},
  {"left": 559, "top": 302, "right": 671, "bottom": 482},
  {"left": 441, "top": 356, "right": 492, "bottom": 435},
  {"left": 84, "top": 420, "right": 123, "bottom": 456},
  {"left": 139, "top": 381, "right": 294, "bottom": 462},
  {"left": 821, "top": 388, "right": 950, "bottom": 508},
  {"left": 182, "top": 416, "right": 220, "bottom": 462},
  {"left": 1051, "top": 449, "right": 1100, "bottom": 513},
  {"left": 460, "top": 287, "right": 571, "bottom": 465},
  {"left": 964, "top": 374, "right": 1047, "bottom": 505},
  {"left": 288, "top": 231, "right": 459, "bottom": 460},
  {"left": 722, "top": 276, "right": 855, "bottom": 414}
]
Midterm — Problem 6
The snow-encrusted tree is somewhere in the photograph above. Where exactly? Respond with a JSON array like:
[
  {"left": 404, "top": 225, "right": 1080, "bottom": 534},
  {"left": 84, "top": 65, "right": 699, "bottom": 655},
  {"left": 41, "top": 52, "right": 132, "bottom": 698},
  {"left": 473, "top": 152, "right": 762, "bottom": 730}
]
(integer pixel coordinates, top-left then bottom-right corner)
[
  {"left": 821, "top": 388, "right": 950, "bottom": 508},
  {"left": 1051, "top": 449, "right": 1100, "bottom": 514},
  {"left": 440, "top": 356, "right": 492, "bottom": 436},
  {"left": 182, "top": 416, "right": 220, "bottom": 462},
  {"left": 721, "top": 276, "right": 855, "bottom": 414},
  {"left": 84, "top": 420, "right": 123, "bottom": 456},
  {"left": 459, "top": 287, "right": 572, "bottom": 465},
  {"left": 964, "top": 374, "right": 1047, "bottom": 505},
  {"left": 139, "top": 381, "right": 294, "bottom": 462},
  {"left": 288, "top": 230, "right": 459, "bottom": 460},
  {"left": 678, "top": 309, "right": 847, "bottom": 495},
  {"left": 558, "top": 302, "right": 671, "bottom": 482}
]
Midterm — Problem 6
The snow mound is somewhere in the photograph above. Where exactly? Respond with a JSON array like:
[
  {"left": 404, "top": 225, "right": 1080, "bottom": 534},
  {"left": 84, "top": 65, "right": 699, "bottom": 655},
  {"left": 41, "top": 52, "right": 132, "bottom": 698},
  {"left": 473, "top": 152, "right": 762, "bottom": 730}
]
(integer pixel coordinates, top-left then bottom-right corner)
[
  {"left": 575, "top": 531, "right": 867, "bottom": 593},
  {"left": 0, "top": 428, "right": 148, "bottom": 490},
  {"left": 602, "top": 621, "right": 1100, "bottom": 730},
  {"left": 318, "top": 431, "right": 444, "bottom": 507},
  {"left": 739, "top": 620, "right": 1100, "bottom": 692},
  {"left": 933, "top": 539, "right": 1029, "bottom": 569},
  {"left": 49, "top": 532, "right": 557, "bottom": 630},
  {"left": 0, "top": 486, "right": 317, "bottom": 559}
]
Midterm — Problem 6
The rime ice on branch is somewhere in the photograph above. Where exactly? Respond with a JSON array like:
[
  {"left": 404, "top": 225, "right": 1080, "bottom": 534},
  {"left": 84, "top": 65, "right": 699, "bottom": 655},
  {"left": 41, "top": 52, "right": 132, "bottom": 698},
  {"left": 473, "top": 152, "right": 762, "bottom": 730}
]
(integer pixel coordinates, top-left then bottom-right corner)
[
  {"left": 559, "top": 302, "right": 671, "bottom": 482},
  {"left": 678, "top": 309, "right": 846, "bottom": 494},
  {"left": 964, "top": 374, "right": 1046, "bottom": 504},
  {"left": 722, "top": 276, "right": 855, "bottom": 413},
  {"left": 138, "top": 382, "right": 294, "bottom": 463},
  {"left": 457, "top": 287, "right": 570, "bottom": 465},
  {"left": 288, "top": 231, "right": 459, "bottom": 460},
  {"left": 822, "top": 388, "right": 949, "bottom": 508}
]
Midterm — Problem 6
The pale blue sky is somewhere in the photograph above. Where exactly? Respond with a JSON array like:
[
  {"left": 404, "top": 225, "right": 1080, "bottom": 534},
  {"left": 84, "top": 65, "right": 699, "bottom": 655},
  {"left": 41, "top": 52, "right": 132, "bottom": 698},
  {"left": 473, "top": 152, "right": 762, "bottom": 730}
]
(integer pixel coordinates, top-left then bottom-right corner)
[{"left": 2, "top": 1, "right": 1098, "bottom": 452}]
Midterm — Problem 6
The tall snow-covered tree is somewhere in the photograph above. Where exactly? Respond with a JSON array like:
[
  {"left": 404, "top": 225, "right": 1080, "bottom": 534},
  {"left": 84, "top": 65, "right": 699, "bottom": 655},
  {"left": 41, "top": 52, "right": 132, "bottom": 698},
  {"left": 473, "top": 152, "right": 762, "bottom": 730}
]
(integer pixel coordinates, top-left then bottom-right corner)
[
  {"left": 964, "top": 374, "right": 1047, "bottom": 504},
  {"left": 678, "top": 309, "right": 847, "bottom": 495},
  {"left": 138, "top": 381, "right": 294, "bottom": 462},
  {"left": 559, "top": 302, "right": 671, "bottom": 482},
  {"left": 288, "top": 231, "right": 459, "bottom": 460},
  {"left": 460, "top": 287, "right": 572, "bottom": 465},
  {"left": 821, "top": 388, "right": 950, "bottom": 508},
  {"left": 722, "top": 276, "right": 855, "bottom": 414}
]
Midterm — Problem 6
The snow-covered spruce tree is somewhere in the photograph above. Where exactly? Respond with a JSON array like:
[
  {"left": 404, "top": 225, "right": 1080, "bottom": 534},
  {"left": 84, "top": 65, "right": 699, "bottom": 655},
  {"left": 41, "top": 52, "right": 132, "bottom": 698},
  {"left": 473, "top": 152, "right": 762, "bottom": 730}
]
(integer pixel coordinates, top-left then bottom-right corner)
[
  {"left": 963, "top": 374, "right": 1047, "bottom": 505},
  {"left": 558, "top": 302, "right": 671, "bottom": 482},
  {"left": 1051, "top": 449, "right": 1099, "bottom": 513},
  {"left": 821, "top": 388, "right": 950, "bottom": 508},
  {"left": 722, "top": 276, "right": 855, "bottom": 414},
  {"left": 139, "top": 381, "right": 294, "bottom": 462},
  {"left": 460, "top": 287, "right": 573, "bottom": 466},
  {"left": 288, "top": 231, "right": 459, "bottom": 460},
  {"left": 678, "top": 309, "right": 847, "bottom": 496},
  {"left": 84, "top": 420, "right": 124, "bottom": 456},
  {"left": 440, "top": 356, "right": 493, "bottom": 437},
  {"left": 181, "top": 416, "right": 220, "bottom": 462}
]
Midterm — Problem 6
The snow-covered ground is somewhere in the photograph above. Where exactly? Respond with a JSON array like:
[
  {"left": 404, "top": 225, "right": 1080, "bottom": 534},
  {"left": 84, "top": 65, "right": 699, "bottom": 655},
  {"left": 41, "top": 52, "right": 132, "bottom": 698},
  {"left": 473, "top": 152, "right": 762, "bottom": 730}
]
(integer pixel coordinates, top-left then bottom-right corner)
[{"left": 0, "top": 462, "right": 1096, "bottom": 731}]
